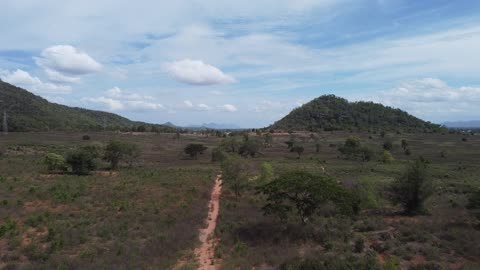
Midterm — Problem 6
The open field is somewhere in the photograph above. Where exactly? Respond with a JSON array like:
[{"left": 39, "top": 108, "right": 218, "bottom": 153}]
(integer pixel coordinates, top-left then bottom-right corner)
[
  {"left": 0, "top": 131, "right": 479, "bottom": 270},
  {"left": 0, "top": 132, "right": 220, "bottom": 269}
]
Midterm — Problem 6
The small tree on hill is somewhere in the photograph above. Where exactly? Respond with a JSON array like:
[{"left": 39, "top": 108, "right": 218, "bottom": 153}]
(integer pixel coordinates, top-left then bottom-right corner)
[
  {"left": 401, "top": 139, "right": 408, "bottom": 150},
  {"left": 104, "top": 140, "right": 140, "bottom": 169},
  {"left": 239, "top": 138, "right": 261, "bottom": 157},
  {"left": 382, "top": 150, "right": 394, "bottom": 163},
  {"left": 390, "top": 158, "right": 432, "bottom": 214},
  {"left": 258, "top": 171, "right": 359, "bottom": 224},
  {"left": 211, "top": 147, "right": 228, "bottom": 162},
  {"left": 383, "top": 140, "right": 393, "bottom": 151},
  {"left": 221, "top": 155, "right": 250, "bottom": 197},
  {"left": 290, "top": 145, "right": 304, "bottom": 159},
  {"left": 221, "top": 136, "right": 241, "bottom": 153},
  {"left": 184, "top": 143, "right": 208, "bottom": 159},
  {"left": 258, "top": 162, "right": 274, "bottom": 184},
  {"left": 263, "top": 133, "right": 273, "bottom": 148}
]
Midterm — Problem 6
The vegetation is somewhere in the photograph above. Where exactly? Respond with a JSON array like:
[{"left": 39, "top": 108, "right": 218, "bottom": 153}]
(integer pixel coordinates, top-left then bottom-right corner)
[
  {"left": 184, "top": 143, "right": 208, "bottom": 159},
  {"left": 104, "top": 139, "right": 140, "bottom": 169},
  {"left": 270, "top": 95, "right": 442, "bottom": 132},
  {"left": 0, "top": 80, "right": 179, "bottom": 132},
  {"left": 221, "top": 155, "right": 250, "bottom": 197},
  {"left": 44, "top": 153, "right": 67, "bottom": 172},
  {"left": 66, "top": 145, "right": 101, "bottom": 175},
  {"left": 390, "top": 158, "right": 433, "bottom": 214},
  {"left": 258, "top": 171, "right": 359, "bottom": 224}
]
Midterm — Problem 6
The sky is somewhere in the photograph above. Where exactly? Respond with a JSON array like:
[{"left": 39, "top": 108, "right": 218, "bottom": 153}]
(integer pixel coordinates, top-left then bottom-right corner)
[{"left": 1, "top": 0, "right": 480, "bottom": 128}]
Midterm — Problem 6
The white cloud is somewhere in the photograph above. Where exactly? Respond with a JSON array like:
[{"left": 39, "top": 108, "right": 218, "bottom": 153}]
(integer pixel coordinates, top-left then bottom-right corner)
[
  {"left": 197, "top": 103, "right": 212, "bottom": 111},
  {"left": 164, "top": 59, "right": 235, "bottom": 85},
  {"left": 83, "top": 87, "right": 163, "bottom": 112},
  {"left": 35, "top": 45, "right": 102, "bottom": 83},
  {"left": 183, "top": 100, "right": 194, "bottom": 107},
  {"left": 220, "top": 104, "right": 237, "bottom": 112},
  {"left": 0, "top": 69, "right": 71, "bottom": 94},
  {"left": 365, "top": 78, "right": 480, "bottom": 121}
]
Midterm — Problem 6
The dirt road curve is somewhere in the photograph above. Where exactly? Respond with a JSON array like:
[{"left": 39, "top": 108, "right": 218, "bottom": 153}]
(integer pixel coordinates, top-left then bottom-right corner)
[{"left": 194, "top": 174, "right": 222, "bottom": 269}]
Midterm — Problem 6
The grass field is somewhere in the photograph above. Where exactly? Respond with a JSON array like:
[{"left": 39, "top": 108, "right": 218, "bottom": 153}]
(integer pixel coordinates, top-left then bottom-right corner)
[{"left": 0, "top": 131, "right": 479, "bottom": 269}]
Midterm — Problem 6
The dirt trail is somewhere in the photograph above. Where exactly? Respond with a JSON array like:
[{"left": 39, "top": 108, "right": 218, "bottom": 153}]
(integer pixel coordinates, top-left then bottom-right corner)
[{"left": 194, "top": 174, "right": 222, "bottom": 269}]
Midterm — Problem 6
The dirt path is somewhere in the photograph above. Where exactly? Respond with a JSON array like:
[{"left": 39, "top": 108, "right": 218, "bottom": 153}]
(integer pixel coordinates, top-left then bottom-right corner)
[{"left": 194, "top": 174, "right": 222, "bottom": 269}]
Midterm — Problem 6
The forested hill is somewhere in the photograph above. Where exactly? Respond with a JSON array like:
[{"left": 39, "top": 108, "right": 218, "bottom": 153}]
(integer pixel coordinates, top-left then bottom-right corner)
[
  {"left": 269, "top": 95, "right": 442, "bottom": 132},
  {"left": 0, "top": 80, "right": 177, "bottom": 132}
]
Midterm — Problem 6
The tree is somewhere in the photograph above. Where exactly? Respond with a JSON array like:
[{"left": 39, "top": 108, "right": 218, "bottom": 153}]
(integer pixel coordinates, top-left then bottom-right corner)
[
  {"left": 467, "top": 190, "right": 480, "bottom": 220},
  {"left": 239, "top": 138, "right": 261, "bottom": 157},
  {"left": 383, "top": 140, "right": 393, "bottom": 151},
  {"left": 44, "top": 153, "right": 67, "bottom": 172},
  {"left": 66, "top": 146, "right": 100, "bottom": 175},
  {"left": 221, "top": 136, "right": 241, "bottom": 153},
  {"left": 401, "top": 139, "right": 408, "bottom": 150},
  {"left": 290, "top": 145, "right": 304, "bottom": 159},
  {"left": 184, "top": 143, "right": 208, "bottom": 159},
  {"left": 382, "top": 150, "right": 394, "bottom": 163},
  {"left": 221, "top": 155, "right": 250, "bottom": 197},
  {"left": 104, "top": 140, "right": 140, "bottom": 169},
  {"left": 339, "top": 136, "right": 361, "bottom": 159},
  {"left": 390, "top": 159, "right": 432, "bottom": 214},
  {"left": 258, "top": 171, "right": 359, "bottom": 224},
  {"left": 263, "top": 133, "right": 273, "bottom": 148},
  {"left": 211, "top": 147, "right": 228, "bottom": 162},
  {"left": 258, "top": 162, "right": 274, "bottom": 184}
]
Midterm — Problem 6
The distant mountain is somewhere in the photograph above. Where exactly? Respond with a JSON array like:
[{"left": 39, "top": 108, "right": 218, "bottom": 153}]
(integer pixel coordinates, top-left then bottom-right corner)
[
  {"left": 269, "top": 95, "right": 442, "bottom": 132},
  {"left": 163, "top": 122, "right": 177, "bottom": 128},
  {"left": 0, "top": 80, "right": 177, "bottom": 132},
  {"left": 186, "top": 123, "right": 242, "bottom": 130},
  {"left": 443, "top": 120, "right": 480, "bottom": 128}
]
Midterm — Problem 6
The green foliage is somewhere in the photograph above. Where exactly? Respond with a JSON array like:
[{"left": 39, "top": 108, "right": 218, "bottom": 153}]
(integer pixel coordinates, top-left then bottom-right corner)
[
  {"left": 104, "top": 139, "right": 140, "bottom": 169},
  {"left": 401, "top": 139, "right": 408, "bottom": 150},
  {"left": 211, "top": 147, "right": 228, "bottom": 162},
  {"left": 184, "top": 143, "right": 208, "bottom": 159},
  {"left": 0, "top": 80, "right": 179, "bottom": 132},
  {"left": 390, "top": 159, "right": 433, "bottom": 214},
  {"left": 270, "top": 95, "right": 442, "bottom": 132},
  {"left": 220, "top": 136, "right": 241, "bottom": 152},
  {"left": 383, "top": 140, "right": 393, "bottom": 150},
  {"left": 263, "top": 133, "right": 273, "bottom": 147},
  {"left": 258, "top": 162, "right": 274, "bottom": 184},
  {"left": 290, "top": 145, "right": 304, "bottom": 158},
  {"left": 239, "top": 138, "right": 262, "bottom": 157},
  {"left": 44, "top": 153, "right": 67, "bottom": 172},
  {"left": 382, "top": 150, "right": 394, "bottom": 163},
  {"left": 221, "top": 155, "right": 250, "bottom": 197},
  {"left": 339, "top": 137, "right": 374, "bottom": 162},
  {"left": 0, "top": 218, "right": 17, "bottom": 238},
  {"left": 355, "top": 178, "right": 380, "bottom": 209},
  {"left": 467, "top": 189, "right": 480, "bottom": 220},
  {"left": 66, "top": 145, "right": 100, "bottom": 175},
  {"left": 258, "top": 171, "right": 359, "bottom": 224}
]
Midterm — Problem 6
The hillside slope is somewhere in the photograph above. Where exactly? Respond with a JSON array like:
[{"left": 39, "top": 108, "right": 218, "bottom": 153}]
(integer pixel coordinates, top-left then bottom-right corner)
[
  {"left": 0, "top": 80, "right": 176, "bottom": 132},
  {"left": 269, "top": 95, "right": 441, "bottom": 132}
]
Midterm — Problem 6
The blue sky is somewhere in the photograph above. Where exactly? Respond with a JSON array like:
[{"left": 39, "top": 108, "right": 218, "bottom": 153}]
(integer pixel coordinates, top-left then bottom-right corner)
[{"left": 1, "top": 0, "right": 480, "bottom": 128}]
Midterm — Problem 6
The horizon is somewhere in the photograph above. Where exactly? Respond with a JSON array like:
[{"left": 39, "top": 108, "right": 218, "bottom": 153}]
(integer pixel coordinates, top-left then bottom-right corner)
[{"left": 1, "top": 1, "right": 480, "bottom": 128}]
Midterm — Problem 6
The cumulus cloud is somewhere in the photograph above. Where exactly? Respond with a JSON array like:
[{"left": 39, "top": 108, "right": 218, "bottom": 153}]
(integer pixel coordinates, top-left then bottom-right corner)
[
  {"left": 164, "top": 59, "right": 235, "bottom": 85},
  {"left": 367, "top": 78, "right": 480, "bottom": 121},
  {"left": 183, "top": 100, "right": 194, "bottom": 107},
  {"left": 0, "top": 69, "right": 71, "bottom": 94},
  {"left": 35, "top": 45, "right": 102, "bottom": 83},
  {"left": 220, "top": 104, "right": 238, "bottom": 112},
  {"left": 197, "top": 103, "right": 212, "bottom": 111},
  {"left": 83, "top": 87, "right": 164, "bottom": 112}
]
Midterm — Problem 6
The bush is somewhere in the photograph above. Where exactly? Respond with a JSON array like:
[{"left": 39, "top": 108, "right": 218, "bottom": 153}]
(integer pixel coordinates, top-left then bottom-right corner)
[
  {"left": 221, "top": 155, "right": 250, "bottom": 197},
  {"left": 184, "top": 143, "right": 208, "bottom": 159},
  {"left": 211, "top": 147, "right": 228, "bottom": 162},
  {"left": 66, "top": 145, "right": 100, "bottom": 175},
  {"left": 382, "top": 150, "right": 394, "bottom": 163},
  {"left": 258, "top": 162, "right": 274, "bottom": 184},
  {"left": 390, "top": 159, "right": 432, "bottom": 214},
  {"left": 258, "top": 171, "right": 359, "bottom": 224},
  {"left": 82, "top": 135, "right": 90, "bottom": 140},
  {"left": 44, "top": 153, "right": 67, "bottom": 172},
  {"left": 383, "top": 140, "right": 393, "bottom": 150},
  {"left": 104, "top": 140, "right": 140, "bottom": 169}
]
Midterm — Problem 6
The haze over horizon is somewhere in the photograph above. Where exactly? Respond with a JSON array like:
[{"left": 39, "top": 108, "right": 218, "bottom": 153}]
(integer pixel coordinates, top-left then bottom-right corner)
[{"left": 1, "top": 0, "right": 480, "bottom": 128}]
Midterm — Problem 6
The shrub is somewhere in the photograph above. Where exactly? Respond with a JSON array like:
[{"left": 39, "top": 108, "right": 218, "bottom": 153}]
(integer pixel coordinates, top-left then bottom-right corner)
[
  {"left": 221, "top": 155, "right": 250, "bottom": 197},
  {"left": 258, "top": 171, "right": 359, "bottom": 224},
  {"left": 184, "top": 143, "right": 207, "bottom": 159},
  {"left": 290, "top": 145, "right": 304, "bottom": 159},
  {"left": 383, "top": 140, "right": 393, "bottom": 151},
  {"left": 44, "top": 153, "right": 67, "bottom": 172},
  {"left": 66, "top": 145, "right": 100, "bottom": 175},
  {"left": 382, "top": 150, "right": 394, "bottom": 163},
  {"left": 239, "top": 138, "right": 262, "bottom": 157},
  {"left": 211, "top": 147, "right": 228, "bottom": 162},
  {"left": 390, "top": 159, "right": 432, "bottom": 214},
  {"left": 258, "top": 162, "right": 274, "bottom": 184},
  {"left": 104, "top": 140, "right": 141, "bottom": 169},
  {"left": 82, "top": 135, "right": 90, "bottom": 140}
]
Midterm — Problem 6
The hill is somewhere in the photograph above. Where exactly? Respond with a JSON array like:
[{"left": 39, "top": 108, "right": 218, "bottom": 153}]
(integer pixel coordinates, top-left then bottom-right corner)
[
  {"left": 0, "top": 80, "right": 177, "bottom": 132},
  {"left": 269, "top": 95, "right": 442, "bottom": 132}
]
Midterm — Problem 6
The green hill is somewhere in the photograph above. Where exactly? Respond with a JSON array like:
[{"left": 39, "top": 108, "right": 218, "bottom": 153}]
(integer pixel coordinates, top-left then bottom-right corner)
[
  {"left": 269, "top": 95, "right": 442, "bottom": 132},
  {"left": 0, "top": 80, "right": 177, "bottom": 132}
]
